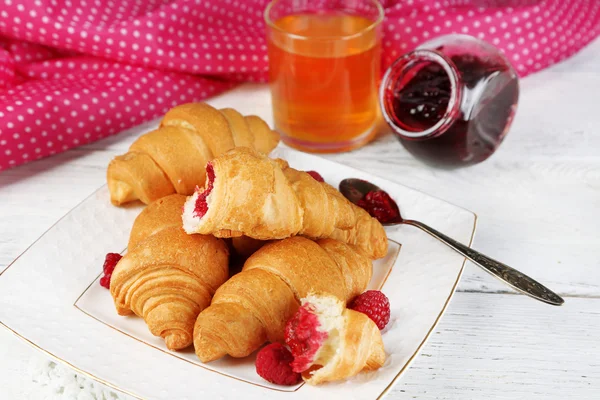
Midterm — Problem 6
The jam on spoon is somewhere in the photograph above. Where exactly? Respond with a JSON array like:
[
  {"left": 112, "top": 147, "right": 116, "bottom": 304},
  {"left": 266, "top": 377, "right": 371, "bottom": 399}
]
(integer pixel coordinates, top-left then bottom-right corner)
[
  {"left": 339, "top": 177, "right": 564, "bottom": 306},
  {"left": 356, "top": 190, "right": 400, "bottom": 224}
]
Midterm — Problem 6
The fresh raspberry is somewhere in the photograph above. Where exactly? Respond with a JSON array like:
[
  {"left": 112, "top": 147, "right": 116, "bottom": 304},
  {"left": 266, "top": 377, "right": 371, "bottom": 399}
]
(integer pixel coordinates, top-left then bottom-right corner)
[
  {"left": 305, "top": 170, "right": 325, "bottom": 183},
  {"left": 284, "top": 303, "right": 328, "bottom": 373},
  {"left": 255, "top": 343, "right": 302, "bottom": 386},
  {"left": 349, "top": 290, "right": 391, "bottom": 330},
  {"left": 100, "top": 253, "right": 122, "bottom": 289},
  {"left": 356, "top": 190, "right": 400, "bottom": 224}
]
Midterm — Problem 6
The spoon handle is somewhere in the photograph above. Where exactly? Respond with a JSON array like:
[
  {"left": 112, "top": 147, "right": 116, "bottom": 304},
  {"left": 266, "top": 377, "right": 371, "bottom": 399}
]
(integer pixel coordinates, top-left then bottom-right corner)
[{"left": 402, "top": 219, "right": 564, "bottom": 306}]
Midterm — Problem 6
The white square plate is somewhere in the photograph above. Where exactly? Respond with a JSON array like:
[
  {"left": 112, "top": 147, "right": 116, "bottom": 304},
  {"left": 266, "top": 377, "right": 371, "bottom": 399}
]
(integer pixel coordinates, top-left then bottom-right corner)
[{"left": 0, "top": 147, "right": 476, "bottom": 400}]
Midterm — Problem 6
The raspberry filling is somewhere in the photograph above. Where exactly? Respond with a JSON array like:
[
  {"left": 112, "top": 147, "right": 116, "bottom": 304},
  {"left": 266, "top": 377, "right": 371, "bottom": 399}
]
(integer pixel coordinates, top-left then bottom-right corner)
[
  {"left": 100, "top": 252, "right": 122, "bottom": 289},
  {"left": 193, "top": 163, "right": 215, "bottom": 218},
  {"left": 284, "top": 303, "right": 328, "bottom": 373},
  {"left": 356, "top": 190, "right": 401, "bottom": 224}
]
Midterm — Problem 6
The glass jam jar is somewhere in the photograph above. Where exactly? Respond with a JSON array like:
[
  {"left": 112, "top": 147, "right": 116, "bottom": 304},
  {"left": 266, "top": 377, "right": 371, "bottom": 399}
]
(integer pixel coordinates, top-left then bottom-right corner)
[{"left": 380, "top": 34, "right": 519, "bottom": 167}]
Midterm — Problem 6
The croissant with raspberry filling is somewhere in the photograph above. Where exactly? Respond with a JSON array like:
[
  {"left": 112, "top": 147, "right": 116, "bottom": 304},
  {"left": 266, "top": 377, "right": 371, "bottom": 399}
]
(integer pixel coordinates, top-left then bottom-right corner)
[
  {"left": 182, "top": 147, "right": 388, "bottom": 259},
  {"left": 285, "top": 293, "right": 385, "bottom": 385},
  {"left": 110, "top": 194, "right": 229, "bottom": 350}
]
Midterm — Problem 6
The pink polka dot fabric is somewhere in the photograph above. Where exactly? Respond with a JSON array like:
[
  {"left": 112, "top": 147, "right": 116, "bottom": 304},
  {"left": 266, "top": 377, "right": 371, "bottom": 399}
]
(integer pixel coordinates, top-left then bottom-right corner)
[{"left": 0, "top": 0, "right": 599, "bottom": 171}]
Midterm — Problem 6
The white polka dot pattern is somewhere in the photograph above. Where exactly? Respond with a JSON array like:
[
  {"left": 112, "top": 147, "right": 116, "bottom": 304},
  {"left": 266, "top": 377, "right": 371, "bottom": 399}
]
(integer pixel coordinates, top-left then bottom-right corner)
[
  {"left": 0, "top": 0, "right": 599, "bottom": 170},
  {"left": 381, "top": 1, "right": 600, "bottom": 74}
]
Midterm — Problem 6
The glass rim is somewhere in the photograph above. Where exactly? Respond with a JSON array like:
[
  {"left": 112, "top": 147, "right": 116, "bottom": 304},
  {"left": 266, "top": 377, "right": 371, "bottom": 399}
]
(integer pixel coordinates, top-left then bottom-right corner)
[{"left": 263, "top": 0, "right": 385, "bottom": 41}]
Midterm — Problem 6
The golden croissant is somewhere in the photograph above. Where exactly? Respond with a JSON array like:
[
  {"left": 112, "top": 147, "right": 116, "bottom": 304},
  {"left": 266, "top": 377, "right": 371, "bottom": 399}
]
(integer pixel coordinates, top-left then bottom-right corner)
[
  {"left": 107, "top": 103, "right": 280, "bottom": 206},
  {"left": 193, "top": 236, "right": 372, "bottom": 362},
  {"left": 110, "top": 194, "right": 229, "bottom": 350},
  {"left": 285, "top": 293, "right": 385, "bottom": 385},
  {"left": 182, "top": 147, "right": 388, "bottom": 259}
]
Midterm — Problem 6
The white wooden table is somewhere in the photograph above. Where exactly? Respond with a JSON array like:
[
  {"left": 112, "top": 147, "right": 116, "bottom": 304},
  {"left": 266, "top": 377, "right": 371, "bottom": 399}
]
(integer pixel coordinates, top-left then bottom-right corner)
[{"left": 1, "top": 38, "right": 599, "bottom": 400}]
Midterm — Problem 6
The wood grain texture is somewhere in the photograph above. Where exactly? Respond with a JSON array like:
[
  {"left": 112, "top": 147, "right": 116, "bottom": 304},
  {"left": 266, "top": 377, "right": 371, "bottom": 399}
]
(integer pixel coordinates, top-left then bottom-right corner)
[
  {"left": 390, "top": 293, "right": 600, "bottom": 400},
  {"left": 1, "top": 37, "right": 599, "bottom": 400}
]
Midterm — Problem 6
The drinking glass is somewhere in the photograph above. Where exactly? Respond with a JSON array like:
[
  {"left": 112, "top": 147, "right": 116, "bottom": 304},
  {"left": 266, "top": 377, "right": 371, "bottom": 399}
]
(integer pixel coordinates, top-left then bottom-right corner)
[{"left": 265, "top": 0, "right": 384, "bottom": 153}]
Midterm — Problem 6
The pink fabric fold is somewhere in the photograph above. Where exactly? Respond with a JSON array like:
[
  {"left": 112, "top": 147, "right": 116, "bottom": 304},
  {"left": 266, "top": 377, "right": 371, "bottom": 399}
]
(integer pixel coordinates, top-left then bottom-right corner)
[{"left": 1, "top": 0, "right": 599, "bottom": 171}]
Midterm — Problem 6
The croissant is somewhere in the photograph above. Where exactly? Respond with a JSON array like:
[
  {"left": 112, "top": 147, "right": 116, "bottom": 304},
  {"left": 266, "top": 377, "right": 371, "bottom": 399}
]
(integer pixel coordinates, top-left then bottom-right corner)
[
  {"left": 285, "top": 293, "right": 385, "bottom": 385},
  {"left": 127, "top": 193, "right": 187, "bottom": 250},
  {"left": 107, "top": 103, "right": 280, "bottom": 206},
  {"left": 193, "top": 236, "right": 372, "bottom": 362},
  {"left": 110, "top": 194, "right": 229, "bottom": 350},
  {"left": 182, "top": 147, "right": 388, "bottom": 259}
]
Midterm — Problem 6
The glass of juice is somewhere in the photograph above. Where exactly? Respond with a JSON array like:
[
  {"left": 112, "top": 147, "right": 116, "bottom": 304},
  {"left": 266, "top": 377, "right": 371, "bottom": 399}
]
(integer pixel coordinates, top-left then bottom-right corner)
[{"left": 265, "top": 0, "right": 384, "bottom": 153}]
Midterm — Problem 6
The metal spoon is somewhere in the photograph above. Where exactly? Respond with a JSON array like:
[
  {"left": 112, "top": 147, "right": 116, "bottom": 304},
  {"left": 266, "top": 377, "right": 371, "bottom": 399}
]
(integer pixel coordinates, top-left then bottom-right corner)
[{"left": 339, "top": 178, "right": 564, "bottom": 306}]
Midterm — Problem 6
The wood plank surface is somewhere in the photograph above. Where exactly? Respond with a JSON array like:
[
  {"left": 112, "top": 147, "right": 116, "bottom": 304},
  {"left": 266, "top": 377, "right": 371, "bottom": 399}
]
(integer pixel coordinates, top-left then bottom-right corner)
[{"left": 391, "top": 293, "right": 599, "bottom": 400}]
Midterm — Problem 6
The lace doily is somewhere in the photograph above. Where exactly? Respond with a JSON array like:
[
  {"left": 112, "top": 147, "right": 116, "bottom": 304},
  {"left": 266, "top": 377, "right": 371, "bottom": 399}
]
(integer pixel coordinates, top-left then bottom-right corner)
[{"left": 28, "top": 354, "right": 130, "bottom": 400}]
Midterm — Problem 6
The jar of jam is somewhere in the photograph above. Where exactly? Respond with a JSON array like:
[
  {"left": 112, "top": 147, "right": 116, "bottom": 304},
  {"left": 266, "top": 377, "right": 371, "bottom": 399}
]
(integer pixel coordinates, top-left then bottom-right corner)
[{"left": 380, "top": 34, "right": 519, "bottom": 167}]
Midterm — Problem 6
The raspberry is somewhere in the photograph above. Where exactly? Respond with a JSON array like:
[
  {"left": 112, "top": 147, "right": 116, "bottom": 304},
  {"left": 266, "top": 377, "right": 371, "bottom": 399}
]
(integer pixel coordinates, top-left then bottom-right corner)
[
  {"left": 100, "top": 253, "right": 122, "bottom": 289},
  {"left": 284, "top": 303, "right": 328, "bottom": 373},
  {"left": 348, "top": 290, "right": 390, "bottom": 330},
  {"left": 255, "top": 343, "right": 302, "bottom": 386},
  {"left": 305, "top": 170, "right": 325, "bottom": 183},
  {"left": 356, "top": 190, "right": 400, "bottom": 224},
  {"left": 99, "top": 274, "right": 111, "bottom": 289}
]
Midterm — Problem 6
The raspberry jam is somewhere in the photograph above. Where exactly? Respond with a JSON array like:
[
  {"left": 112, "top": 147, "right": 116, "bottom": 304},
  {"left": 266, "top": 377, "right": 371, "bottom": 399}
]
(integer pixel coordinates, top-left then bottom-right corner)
[
  {"left": 284, "top": 303, "right": 328, "bottom": 373},
  {"left": 381, "top": 34, "right": 519, "bottom": 167},
  {"left": 194, "top": 163, "right": 215, "bottom": 218},
  {"left": 357, "top": 190, "right": 400, "bottom": 224}
]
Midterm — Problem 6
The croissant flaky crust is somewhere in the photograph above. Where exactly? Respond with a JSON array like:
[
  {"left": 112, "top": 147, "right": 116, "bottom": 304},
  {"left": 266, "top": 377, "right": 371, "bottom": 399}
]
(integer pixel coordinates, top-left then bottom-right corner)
[
  {"left": 193, "top": 236, "right": 372, "bottom": 362},
  {"left": 127, "top": 193, "right": 187, "bottom": 250},
  {"left": 110, "top": 194, "right": 229, "bottom": 350},
  {"left": 107, "top": 103, "right": 279, "bottom": 206},
  {"left": 182, "top": 147, "right": 388, "bottom": 259},
  {"left": 312, "top": 307, "right": 385, "bottom": 384}
]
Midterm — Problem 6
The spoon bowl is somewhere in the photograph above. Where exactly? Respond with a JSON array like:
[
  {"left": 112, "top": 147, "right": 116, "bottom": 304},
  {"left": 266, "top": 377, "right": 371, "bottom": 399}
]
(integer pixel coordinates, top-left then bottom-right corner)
[
  {"left": 339, "top": 178, "right": 383, "bottom": 206},
  {"left": 339, "top": 178, "right": 403, "bottom": 225}
]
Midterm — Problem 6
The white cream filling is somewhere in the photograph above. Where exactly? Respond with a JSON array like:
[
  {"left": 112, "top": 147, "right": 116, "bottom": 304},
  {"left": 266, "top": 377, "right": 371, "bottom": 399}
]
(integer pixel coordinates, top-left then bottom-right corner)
[
  {"left": 182, "top": 189, "right": 214, "bottom": 234},
  {"left": 182, "top": 192, "right": 200, "bottom": 233}
]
